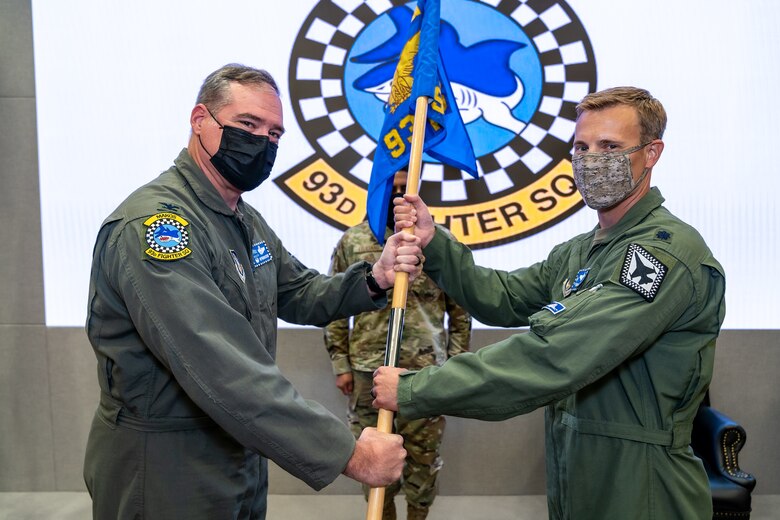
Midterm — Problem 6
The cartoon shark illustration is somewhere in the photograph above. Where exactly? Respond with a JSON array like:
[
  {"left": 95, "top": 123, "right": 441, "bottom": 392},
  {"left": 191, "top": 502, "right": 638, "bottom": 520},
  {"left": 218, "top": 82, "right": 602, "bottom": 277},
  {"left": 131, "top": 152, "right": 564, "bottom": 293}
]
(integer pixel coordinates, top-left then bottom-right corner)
[
  {"left": 154, "top": 225, "right": 181, "bottom": 245},
  {"left": 352, "top": 6, "right": 528, "bottom": 135}
]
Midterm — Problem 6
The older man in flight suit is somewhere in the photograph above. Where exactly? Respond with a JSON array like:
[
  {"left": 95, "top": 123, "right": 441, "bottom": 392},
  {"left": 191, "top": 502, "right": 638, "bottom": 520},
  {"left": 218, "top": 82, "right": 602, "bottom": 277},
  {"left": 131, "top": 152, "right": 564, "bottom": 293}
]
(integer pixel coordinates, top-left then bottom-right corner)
[{"left": 83, "top": 64, "right": 422, "bottom": 520}]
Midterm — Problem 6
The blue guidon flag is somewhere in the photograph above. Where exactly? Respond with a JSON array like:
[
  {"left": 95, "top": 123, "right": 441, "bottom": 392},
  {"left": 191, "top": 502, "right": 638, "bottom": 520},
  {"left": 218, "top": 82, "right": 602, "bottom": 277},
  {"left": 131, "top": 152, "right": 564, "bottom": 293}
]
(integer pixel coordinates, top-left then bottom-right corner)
[{"left": 365, "top": 0, "right": 477, "bottom": 243}]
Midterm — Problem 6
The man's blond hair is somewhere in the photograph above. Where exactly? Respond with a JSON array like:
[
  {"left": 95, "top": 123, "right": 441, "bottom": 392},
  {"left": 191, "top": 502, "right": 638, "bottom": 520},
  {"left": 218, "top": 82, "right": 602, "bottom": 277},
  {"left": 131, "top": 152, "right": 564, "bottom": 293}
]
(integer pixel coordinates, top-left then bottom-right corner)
[{"left": 576, "top": 86, "right": 667, "bottom": 143}]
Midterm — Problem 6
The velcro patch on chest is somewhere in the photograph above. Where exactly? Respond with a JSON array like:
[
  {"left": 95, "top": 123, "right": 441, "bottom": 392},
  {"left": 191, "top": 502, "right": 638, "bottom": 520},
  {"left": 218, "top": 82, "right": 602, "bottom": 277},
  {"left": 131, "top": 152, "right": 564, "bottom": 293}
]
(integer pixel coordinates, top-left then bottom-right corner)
[
  {"left": 252, "top": 241, "right": 273, "bottom": 267},
  {"left": 543, "top": 301, "right": 566, "bottom": 314},
  {"left": 619, "top": 244, "right": 668, "bottom": 302}
]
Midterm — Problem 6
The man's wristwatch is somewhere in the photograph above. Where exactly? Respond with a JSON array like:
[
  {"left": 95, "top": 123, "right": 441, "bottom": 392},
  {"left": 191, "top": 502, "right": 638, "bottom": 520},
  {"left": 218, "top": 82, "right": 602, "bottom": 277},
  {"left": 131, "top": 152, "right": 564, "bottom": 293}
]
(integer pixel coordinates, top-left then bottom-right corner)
[{"left": 365, "top": 264, "right": 387, "bottom": 293}]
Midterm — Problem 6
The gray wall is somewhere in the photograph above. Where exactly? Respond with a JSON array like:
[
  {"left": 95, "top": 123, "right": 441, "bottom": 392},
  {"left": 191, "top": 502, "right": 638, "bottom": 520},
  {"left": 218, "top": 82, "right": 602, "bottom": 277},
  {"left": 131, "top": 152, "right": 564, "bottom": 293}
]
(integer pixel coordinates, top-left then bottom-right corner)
[{"left": 1, "top": 0, "right": 778, "bottom": 498}]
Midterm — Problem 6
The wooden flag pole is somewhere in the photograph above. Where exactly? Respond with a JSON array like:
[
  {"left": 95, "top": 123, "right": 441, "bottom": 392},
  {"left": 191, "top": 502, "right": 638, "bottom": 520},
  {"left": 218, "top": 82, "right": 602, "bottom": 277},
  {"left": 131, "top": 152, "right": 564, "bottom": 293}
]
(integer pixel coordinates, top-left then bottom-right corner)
[{"left": 365, "top": 96, "right": 430, "bottom": 520}]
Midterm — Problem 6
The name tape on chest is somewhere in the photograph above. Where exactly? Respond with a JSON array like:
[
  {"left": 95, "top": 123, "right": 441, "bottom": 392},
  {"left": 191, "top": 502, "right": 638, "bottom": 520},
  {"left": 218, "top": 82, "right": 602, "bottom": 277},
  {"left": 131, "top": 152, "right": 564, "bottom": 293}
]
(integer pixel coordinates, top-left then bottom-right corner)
[{"left": 619, "top": 244, "right": 668, "bottom": 302}]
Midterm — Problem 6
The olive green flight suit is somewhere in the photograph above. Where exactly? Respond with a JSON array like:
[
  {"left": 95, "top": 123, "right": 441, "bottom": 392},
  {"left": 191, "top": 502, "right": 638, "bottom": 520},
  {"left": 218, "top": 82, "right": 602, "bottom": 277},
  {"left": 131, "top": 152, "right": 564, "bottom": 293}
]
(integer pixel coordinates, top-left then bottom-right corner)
[
  {"left": 84, "top": 149, "right": 385, "bottom": 519},
  {"left": 396, "top": 188, "right": 725, "bottom": 520}
]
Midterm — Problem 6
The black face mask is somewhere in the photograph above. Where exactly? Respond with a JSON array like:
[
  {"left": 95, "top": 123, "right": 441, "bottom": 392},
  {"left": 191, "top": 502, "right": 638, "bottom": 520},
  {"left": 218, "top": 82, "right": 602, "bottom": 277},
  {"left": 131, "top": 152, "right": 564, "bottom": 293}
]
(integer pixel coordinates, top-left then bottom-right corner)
[
  {"left": 386, "top": 192, "right": 405, "bottom": 230},
  {"left": 200, "top": 109, "right": 278, "bottom": 192}
]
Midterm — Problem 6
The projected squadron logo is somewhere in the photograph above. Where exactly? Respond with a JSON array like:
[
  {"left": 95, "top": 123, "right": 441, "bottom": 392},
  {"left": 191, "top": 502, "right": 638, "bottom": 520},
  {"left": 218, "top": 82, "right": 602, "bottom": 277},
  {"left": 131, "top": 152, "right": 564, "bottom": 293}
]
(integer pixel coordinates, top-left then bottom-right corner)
[{"left": 275, "top": 0, "right": 597, "bottom": 248}]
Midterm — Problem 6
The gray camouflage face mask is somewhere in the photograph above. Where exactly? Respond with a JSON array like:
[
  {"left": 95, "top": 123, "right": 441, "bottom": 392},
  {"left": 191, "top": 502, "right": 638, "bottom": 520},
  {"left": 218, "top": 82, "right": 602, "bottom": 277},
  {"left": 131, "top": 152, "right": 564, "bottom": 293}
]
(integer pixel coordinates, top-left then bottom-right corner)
[{"left": 572, "top": 143, "right": 650, "bottom": 210}]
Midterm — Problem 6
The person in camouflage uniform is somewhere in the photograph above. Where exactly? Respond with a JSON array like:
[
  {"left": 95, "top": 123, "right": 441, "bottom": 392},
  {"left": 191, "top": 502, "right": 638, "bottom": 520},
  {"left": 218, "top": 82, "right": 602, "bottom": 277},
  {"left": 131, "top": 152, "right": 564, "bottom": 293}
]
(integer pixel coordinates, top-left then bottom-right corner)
[{"left": 324, "top": 171, "right": 472, "bottom": 520}]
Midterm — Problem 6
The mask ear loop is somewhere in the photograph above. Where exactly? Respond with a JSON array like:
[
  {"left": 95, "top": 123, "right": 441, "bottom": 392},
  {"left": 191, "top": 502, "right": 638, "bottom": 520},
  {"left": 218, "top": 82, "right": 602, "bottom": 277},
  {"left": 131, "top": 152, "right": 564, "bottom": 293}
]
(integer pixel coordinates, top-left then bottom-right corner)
[
  {"left": 205, "top": 106, "right": 225, "bottom": 129},
  {"left": 630, "top": 167, "right": 650, "bottom": 190},
  {"left": 197, "top": 105, "right": 223, "bottom": 159},
  {"left": 621, "top": 141, "right": 651, "bottom": 156},
  {"left": 627, "top": 142, "right": 654, "bottom": 190}
]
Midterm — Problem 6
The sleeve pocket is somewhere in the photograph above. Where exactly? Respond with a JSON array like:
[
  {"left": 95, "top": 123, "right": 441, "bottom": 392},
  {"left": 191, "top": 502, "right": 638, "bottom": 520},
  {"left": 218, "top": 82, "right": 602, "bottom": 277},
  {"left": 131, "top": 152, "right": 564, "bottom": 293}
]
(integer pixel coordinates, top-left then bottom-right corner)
[{"left": 528, "top": 285, "right": 608, "bottom": 336}]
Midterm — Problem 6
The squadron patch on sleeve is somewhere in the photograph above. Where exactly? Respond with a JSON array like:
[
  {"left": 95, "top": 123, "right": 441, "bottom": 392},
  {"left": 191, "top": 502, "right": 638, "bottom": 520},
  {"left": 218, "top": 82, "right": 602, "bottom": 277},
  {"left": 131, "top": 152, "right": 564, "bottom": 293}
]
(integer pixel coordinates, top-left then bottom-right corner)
[
  {"left": 620, "top": 244, "right": 667, "bottom": 302},
  {"left": 143, "top": 213, "right": 192, "bottom": 261}
]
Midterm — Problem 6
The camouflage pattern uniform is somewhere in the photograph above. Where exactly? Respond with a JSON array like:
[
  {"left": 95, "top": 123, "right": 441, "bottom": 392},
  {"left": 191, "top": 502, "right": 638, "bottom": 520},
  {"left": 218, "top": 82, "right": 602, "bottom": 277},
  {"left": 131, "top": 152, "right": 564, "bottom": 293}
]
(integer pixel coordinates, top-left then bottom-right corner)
[{"left": 325, "top": 221, "right": 471, "bottom": 520}]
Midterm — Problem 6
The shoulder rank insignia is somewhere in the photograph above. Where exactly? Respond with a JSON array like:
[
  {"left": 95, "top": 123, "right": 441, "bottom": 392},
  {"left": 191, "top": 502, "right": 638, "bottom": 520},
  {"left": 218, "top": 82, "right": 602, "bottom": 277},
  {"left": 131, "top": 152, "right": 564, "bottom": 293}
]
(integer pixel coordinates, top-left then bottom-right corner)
[
  {"left": 144, "top": 213, "right": 192, "bottom": 261},
  {"left": 620, "top": 243, "right": 667, "bottom": 302},
  {"left": 158, "top": 201, "right": 180, "bottom": 212}
]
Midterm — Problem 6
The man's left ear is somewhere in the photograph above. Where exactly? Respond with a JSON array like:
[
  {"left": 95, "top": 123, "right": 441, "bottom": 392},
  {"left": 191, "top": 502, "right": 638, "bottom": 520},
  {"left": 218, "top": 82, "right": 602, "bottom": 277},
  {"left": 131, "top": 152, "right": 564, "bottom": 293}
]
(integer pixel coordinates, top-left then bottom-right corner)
[{"left": 645, "top": 140, "right": 664, "bottom": 168}]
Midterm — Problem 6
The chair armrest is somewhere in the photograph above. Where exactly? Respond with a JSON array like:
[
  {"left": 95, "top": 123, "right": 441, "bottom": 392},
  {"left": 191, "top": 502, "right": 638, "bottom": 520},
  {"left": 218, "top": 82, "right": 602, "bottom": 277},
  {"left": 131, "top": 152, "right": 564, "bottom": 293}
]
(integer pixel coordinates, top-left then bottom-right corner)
[{"left": 691, "top": 405, "right": 756, "bottom": 491}]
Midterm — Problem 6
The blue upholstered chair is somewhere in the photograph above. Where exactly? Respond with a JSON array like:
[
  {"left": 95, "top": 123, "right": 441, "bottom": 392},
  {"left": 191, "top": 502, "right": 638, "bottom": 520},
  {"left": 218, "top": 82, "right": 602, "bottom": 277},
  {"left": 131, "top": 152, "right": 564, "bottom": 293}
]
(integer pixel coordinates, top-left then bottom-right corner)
[{"left": 691, "top": 393, "right": 757, "bottom": 519}]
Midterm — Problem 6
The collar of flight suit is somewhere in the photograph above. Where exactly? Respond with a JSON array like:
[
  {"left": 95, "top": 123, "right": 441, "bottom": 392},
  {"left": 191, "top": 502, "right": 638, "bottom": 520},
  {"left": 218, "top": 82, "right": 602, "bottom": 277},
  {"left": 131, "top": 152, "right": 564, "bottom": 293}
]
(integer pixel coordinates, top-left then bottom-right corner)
[
  {"left": 591, "top": 187, "right": 665, "bottom": 248},
  {"left": 173, "top": 148, "right": 248, "bottom": 218}
]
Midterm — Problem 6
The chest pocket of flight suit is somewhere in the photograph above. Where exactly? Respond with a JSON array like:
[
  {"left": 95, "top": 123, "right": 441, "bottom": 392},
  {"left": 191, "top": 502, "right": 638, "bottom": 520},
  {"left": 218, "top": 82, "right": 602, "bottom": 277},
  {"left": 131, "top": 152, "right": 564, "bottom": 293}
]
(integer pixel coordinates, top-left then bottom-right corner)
[{"left": 217, "top": 255, "right": 253, "bottom": 321}]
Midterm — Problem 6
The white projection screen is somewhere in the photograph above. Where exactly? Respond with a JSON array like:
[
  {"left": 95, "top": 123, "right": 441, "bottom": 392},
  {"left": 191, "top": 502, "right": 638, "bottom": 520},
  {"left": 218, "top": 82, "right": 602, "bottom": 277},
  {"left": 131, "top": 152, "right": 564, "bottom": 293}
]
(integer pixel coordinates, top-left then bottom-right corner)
[{"left": 31, "top": 0, "right": 779, "bottom": 329}]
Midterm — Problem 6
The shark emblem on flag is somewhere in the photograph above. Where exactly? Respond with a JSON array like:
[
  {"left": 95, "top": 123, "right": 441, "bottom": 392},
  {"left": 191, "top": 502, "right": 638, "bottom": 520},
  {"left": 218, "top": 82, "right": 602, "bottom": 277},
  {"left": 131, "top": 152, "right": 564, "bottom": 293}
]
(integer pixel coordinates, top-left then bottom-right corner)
[{"left": 352, "top": 6, "right": 529, "bottom": 134}]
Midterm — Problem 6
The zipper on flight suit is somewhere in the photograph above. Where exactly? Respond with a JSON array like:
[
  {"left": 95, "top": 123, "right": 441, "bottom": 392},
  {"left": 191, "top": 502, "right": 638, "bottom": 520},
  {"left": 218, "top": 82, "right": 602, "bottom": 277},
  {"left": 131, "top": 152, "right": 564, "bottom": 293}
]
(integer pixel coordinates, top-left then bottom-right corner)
[{"left": 222, "top": 211, "right": 254, "bottom": 321}]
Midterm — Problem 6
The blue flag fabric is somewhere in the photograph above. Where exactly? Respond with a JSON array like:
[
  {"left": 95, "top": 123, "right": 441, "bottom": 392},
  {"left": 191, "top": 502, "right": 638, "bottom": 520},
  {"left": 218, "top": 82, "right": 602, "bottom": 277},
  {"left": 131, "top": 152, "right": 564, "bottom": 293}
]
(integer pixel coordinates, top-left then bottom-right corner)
[{"left": 367, "top": 0, "right": 478, "bottom": 244}]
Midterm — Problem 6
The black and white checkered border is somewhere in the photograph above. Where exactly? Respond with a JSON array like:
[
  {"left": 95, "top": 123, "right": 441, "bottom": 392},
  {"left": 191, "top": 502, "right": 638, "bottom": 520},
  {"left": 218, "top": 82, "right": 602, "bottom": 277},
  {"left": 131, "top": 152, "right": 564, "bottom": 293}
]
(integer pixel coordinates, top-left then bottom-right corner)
[
  {"left": 289, "top": 0, "right": 596, "bottom": 204},
  {"left": 145, "top": 219, "right": 189, "bottom": 253},
  {"left": 619, "top": 243, "right": 668, "bottom": 303}
]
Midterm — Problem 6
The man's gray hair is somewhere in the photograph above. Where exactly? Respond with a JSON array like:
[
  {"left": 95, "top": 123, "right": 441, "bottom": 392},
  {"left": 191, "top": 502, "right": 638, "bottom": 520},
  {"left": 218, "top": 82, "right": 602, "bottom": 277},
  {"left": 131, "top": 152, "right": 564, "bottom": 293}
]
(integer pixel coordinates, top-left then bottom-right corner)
[{"left": 196, "top": 63, "right": 279, "bottom": 112}]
